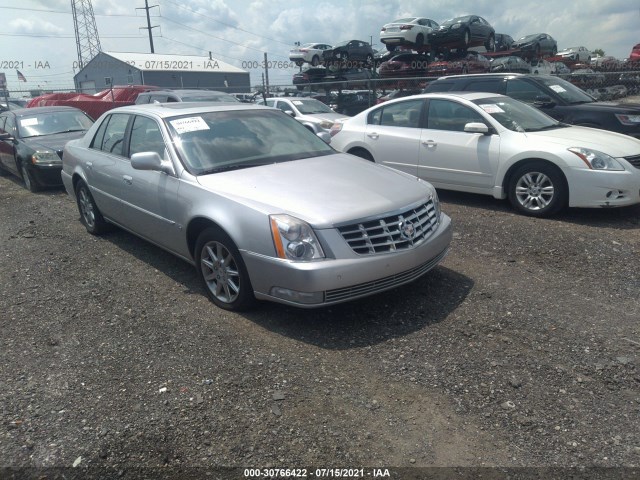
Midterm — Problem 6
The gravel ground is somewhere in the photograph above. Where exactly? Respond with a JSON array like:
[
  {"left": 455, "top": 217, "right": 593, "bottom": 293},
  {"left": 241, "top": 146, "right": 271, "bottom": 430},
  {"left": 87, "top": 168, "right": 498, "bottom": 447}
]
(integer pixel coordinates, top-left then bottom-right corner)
[{"left": 0, "top": 174, "right": 639, "bottom": 479}]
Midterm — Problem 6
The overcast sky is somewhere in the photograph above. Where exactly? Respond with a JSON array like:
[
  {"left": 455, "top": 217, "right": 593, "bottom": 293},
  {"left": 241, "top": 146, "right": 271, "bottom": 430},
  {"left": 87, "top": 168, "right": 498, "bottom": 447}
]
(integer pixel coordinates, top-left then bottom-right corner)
[{"left": 1, "top": 0, "right": 638, "bottom": 94}]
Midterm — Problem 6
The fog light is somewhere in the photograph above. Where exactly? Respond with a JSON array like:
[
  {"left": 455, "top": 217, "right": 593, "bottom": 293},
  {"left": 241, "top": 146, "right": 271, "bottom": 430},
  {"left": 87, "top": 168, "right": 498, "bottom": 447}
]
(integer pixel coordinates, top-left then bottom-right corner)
[{"left": 270, "top": 287, "right": 324, "bottom": 304}]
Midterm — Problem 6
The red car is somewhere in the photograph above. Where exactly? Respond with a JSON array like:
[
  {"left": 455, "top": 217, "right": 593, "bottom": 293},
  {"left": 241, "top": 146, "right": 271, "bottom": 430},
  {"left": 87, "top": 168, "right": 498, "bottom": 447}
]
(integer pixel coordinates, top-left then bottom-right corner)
[
  {"left": 427, "top": 51, "right": 490, "bottom": 75},
  {"left": 379, "top": 53, "right": 429, "bottom": 78},
  {"left": 630, "top": 43, "right": 640, "bottom": 62}
]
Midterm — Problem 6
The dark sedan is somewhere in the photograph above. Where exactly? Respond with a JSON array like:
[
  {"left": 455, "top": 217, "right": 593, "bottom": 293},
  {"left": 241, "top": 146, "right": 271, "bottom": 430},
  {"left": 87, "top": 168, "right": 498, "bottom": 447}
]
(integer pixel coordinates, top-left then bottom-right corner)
[
  {"left": 0, "top": 106, "right": 94, "bottom": 191},
  {"left": 322, "top": 40, "right": 375, "bottom": 66},
  {"left": 429, "top": 15, "right": 495, "bottom": 51},
  {"left": 422, "top": 73, "right": 640, "bottom": 138},
  {"left": 494, "top": 33, "right": 514, "bottom": 51},
  {"left": 512, "top": 33, "right": 557, "bottom": 58},
  {"left": 379, "top": 53, "right": 429, "bottom": 78},
  {"left": 490, "top": 56, "right": 532, "bottom": 73},
  {"left": 293, "top": 66, "right": 328, "bottom": 90},
  {"left": 427, "top": 51, "right": 490, "bottom": 75}
]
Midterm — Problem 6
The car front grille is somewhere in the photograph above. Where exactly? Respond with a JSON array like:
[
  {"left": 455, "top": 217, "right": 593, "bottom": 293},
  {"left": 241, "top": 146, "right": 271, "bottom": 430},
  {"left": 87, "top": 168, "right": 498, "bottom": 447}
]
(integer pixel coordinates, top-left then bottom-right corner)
[
  {"left": 324, "top": 247, "right": 449, "bottom": 303},
  {"left": 337, "top": 199, "right": 439, "bottom": 255},
  {"left": 624, "top": 154, "right": 640, "bottom": 169}
]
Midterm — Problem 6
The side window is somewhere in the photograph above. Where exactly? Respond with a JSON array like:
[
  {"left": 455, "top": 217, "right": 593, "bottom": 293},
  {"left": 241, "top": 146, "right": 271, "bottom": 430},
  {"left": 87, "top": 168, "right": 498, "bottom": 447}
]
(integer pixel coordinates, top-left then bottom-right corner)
[
  {"left": 96, "top": 114, "right": 130, "bottom": 155},
  {"left": 91, "top": 115, "right": 110, "bottom": 149},
  {"left": 378, "top": 99, "right": 424, "bottom": 128},
  {"left": 463, "top": 80, "right": 502, "bottom": 94},
  {"left": 128, "top": 115, "right": 166, "bottom": 158},
  {"left": 0, "top": 116, "right": 7, "bottom": 133},
  {"left": 427, "top": 99, "right": 485, "bottom": 132},
  {"left": 367, "top": 108, "right": 382, "bottom": 125},
  {"left": 505, "top": 80, "right": 546, "bottom": 103},
  {"left": 265, "top": 100, "right": 276, "bottom": 107},
  {"left": 150, "top": 95, "right": 169, "bottom": 103},
  {"left": 4, "top": 116, "right": 16, "bottom": 136}
]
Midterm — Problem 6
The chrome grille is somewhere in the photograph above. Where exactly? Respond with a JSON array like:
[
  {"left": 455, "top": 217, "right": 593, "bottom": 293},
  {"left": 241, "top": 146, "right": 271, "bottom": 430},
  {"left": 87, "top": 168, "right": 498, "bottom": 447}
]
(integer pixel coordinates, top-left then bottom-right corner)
[
  {"left": 325, "top": 247, "right": 449, "bottom": 303},
  {"left": 337, "top": 199, "right": 439, "bottom": 255},
  {"left": 624, "top": 154, "right": 640, "bottom": 169}
]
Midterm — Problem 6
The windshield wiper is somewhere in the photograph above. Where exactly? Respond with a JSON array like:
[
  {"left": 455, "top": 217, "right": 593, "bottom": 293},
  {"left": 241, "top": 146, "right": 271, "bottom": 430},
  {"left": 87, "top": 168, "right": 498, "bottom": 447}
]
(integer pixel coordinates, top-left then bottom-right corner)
[
  {"left": 526, "top": 124, "right": 567, "bottom": 132},
  {"left": 199, "top": 162, "right": 269, "bottom": 175}
]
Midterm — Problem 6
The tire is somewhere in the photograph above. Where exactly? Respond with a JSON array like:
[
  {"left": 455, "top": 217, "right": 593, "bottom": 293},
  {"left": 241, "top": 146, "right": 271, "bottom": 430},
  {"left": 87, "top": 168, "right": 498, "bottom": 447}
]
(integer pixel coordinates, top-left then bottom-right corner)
[
  {"left": 20, "top": 162, "right": 40, "bottom": 193},
  {"left": 195, "top": 227, "right": 255, "bottom": 311},
  {"left": 507, "top": 162, "right": 567, "bottom": 217},
  {"left": 551, "top": 47, "right": 557, "bottom": 56},
  {"left": 295, "top": 60, "right": 303, "bottom": 67},
  {"left": 365, "top": 54, "right": 373, "bottom": 66},
  {"left": 415, "top": 33, "right": 424, "bottom": 48},
  {"left": 0, "top": 163, "right": 8, "bottom": 177},
  {"left": 311, "top": 55, "right": 320, "bottom": 66},
  {"left": 386, "top": 44, "right": 396, "bottom": 52},
  {"left": 535, "top": 45, "right": 541, "bottom": 57},
  {"left": 485, "top": 34, "right": 495, "bottom": 52},
  {"left": 463, "top": 30, "right": 470, "bottom": 47},
  {"left": 348, "top": 148, "right": 374, "bottom": 162},
  {"left": 75, "top": 180, "right": 109, "bottom": 235}
]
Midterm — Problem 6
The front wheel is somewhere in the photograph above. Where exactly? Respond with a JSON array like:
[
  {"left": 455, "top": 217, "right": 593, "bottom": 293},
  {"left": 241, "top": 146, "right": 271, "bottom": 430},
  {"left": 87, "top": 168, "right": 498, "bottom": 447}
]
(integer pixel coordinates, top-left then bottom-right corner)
[
  {"left": 311, "top": 55, "right": 320, "bottom": 66},
  {"left": 21, "top": 163, "right": 40, "bottom": 192},
  {"left": 415, "top": 33, "right": 424, "bottom": 48},
  {"left": 195, "top": 227, "right": 255, "bottom": 311},
  {"left": 508, "top": 162, "right": 567, "bottom": 217},
  {"left": 485, "top": 34, "right": 495, "bottom": 52},
  {"left": 75, "top": 180, "right": 109, "bottom": 234}
]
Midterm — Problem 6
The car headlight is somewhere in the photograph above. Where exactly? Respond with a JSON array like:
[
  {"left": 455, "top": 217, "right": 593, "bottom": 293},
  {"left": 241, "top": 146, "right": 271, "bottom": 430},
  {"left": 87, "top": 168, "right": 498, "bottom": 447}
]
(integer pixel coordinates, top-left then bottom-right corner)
[
  {"left": 615, "top": 114, "right": 640, "bottom": 125},
  {"left": 31, "top": 150, "right": 61, "bottom": 165},
  {"left": 270, "top": 214, "right": 325, "bottom": 261},
  {"left": 451, "top": 24, "right": 461, "bottom": 29},
  {"left": 568, "top": 147, "right": 624, "bottom": 171},
  {"left": 319, "top": 120, "right": 334, "bottom": 129}
]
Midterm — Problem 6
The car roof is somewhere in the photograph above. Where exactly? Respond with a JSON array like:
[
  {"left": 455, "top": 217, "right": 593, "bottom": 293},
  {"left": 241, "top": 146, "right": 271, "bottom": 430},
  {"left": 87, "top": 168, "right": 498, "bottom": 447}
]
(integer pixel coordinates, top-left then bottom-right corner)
[
  {"left": 102, "top": 102, "right": 270, "bottom": 119},
  {"left": 380, "top": 92, "right": 506, "bottom": 105}
]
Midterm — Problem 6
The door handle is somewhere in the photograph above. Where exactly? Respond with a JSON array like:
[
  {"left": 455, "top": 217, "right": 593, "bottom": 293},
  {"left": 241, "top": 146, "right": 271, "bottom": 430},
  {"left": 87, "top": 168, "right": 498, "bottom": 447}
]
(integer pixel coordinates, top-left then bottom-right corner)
[
  {"left": 123, "top": 175, "right": 133, "bottom": 185},
  {"left": 367, "top": 132, "right": 379, "bottom": 139},
  {"left": 422, "top": 140, "right": 437, "bottom": 147}
]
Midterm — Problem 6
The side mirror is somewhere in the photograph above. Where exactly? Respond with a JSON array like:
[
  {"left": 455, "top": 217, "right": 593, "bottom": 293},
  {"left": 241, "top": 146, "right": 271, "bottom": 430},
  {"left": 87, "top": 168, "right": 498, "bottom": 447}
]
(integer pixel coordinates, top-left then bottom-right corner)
[
  {"left": 534, "top": 95, "right": 555, "bottom": 107},
  {"left": 464, "top": 122, "right": 490, "bottom": 134},
  {"left": 316, "top": 131, "right": 331, "bottom": 144},
  {"left": 0, "top": 132, "right": 14, "bottom": 141},
  {"left": 131, "top": 151, "right": 173, "bottom": 174},
  {"left": 284, "top": 110, "right": 296, "bottom": 117}
]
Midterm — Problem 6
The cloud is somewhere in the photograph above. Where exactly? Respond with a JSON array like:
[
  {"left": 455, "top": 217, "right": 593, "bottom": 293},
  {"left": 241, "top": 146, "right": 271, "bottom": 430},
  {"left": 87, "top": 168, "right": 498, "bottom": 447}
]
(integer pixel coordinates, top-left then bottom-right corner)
[{"left": 9, "top": 18, "right": 65, "bottom": 35}]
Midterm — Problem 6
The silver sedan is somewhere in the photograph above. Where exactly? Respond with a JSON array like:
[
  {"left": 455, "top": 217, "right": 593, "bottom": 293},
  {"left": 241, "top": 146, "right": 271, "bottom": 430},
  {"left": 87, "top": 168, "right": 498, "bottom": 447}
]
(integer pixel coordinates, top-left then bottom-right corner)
[{"left": 61, "top": 103, "right": 452, "bottom": 310}]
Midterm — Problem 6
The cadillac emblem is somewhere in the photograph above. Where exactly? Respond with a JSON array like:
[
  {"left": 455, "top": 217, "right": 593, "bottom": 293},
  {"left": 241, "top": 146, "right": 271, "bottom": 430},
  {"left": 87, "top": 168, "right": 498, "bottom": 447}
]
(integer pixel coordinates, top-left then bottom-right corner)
[{"left": 399, "top": 220, "right": 416, "bottom": 240}]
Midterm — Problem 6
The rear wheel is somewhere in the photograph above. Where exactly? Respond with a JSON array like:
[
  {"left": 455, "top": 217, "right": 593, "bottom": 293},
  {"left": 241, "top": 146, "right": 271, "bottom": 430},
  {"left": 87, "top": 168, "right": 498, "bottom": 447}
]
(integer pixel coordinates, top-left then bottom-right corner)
[
  {"left": 75, "top": 180, "right": 109, "bottom": 234},
  {"left": 195, "top": 227, "right": 255, "bottom": 311},
  {"left": 508, "top": 162, "right": 567, "bottom": 217},
  {"left": 348, "top": 148, "right": 374, "bottom": 162},
  {"left": 415, "top": 33, "right": 424, "bottom": 48},
  {"left": 485, "top": 34, "right": 495, "bottom": 51},
  {"left": 463, "top": 29, "right": 470, "bottom": 47},
  {"left": 311, "top": 55, "right": 320, "bottom": 66}
]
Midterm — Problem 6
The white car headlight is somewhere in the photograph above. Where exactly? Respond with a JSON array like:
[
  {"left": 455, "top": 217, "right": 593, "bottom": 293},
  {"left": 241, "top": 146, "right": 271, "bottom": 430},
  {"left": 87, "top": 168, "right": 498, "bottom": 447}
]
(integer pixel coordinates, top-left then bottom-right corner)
[
  {"left": 270, "top": 214, "right": 325, "bottom": 261},
  {"left": 31, "top": 150, "right": 61, "bottom": 165},
  {"left": 615, "top": 114, "right": 640, "bottom": 125},
  {"left": 319, "top": 120, "right": 334, "bottom": 129},
  {"left": 568, "top": 147, "right": 624, "bottom": 171}
]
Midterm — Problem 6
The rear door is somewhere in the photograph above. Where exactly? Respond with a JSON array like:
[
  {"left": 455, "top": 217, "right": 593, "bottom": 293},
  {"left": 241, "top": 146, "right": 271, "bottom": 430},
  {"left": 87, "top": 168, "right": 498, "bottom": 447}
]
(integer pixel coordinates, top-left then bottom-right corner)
[
  {"left": 419, "top": 98, "right": 500, "bottom": 192},
  {"left": 363, "top": 98, "right": 426, "bottom": 176},
  {"left": 0, "top": 114, "right": 18, "bottom": 174}
]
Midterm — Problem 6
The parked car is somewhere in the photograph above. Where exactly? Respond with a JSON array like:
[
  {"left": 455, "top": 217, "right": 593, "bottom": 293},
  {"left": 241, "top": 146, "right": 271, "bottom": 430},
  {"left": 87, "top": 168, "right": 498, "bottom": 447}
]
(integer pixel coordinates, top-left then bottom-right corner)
[
  {"left": 630, "top": 43, "right": 640, "bottom": 62},
  {"left": 330, "top": 91, "right": 376, "bottom": 116},
  {"left": 379, "top": 53, "right": 429, "bottom": 78},
  {"left": 490, "top": 56, "right": 531, "bottom": 74},
  {"left": 380, "top": 17, "right": 439, "bottom": 51},
  {"left": 289, "top": 43, "right": 333, "bottom": 66},
  {"left": 135, "top": 89, "right": 239, "bottom": 104},
  {"left": 429, "top": 15, "right": 495, "bottom": 51},
  {"left": 512, "top": 33, "right": 557, "bottom": 58},
  {"left": 427, "top": 51, "right": 490, "bottom": 75},
  {"left": 590, "top": 56, "right": 621, "bottom": 70},
  {"left": 558, "top": 46, "right": 591, "bottom": 63},
  {"left": 322, "top": 40, "right": 375, "bottom": 66},
  {"left": 322, "top": 68, "right": 375, "bottom": 89},
  {"left": 293, "top": 66, "right": 328, "bottom": 90},
  {"left": 376, "top": 89, "right": 423, "bottom": 104},
  {"left": 373, "top": 48, "right": 395, "bottom": 67},
  {"left": 60, "top": 103, "right": 452, "bottom": 310},
  {"left": 0, "top": 106, "right": 94, "bottom": 191},
  {"left": 569, "top": 69, "right": 606, "bottom": 90},
  {"left": 551, "top": 62, "right": 571, "bottom": 74},
  {"left": 256, "top": 97, "right": 346, "bottom": 133},
  {"left": 330, "top": 92, "right": 640, "bottom": 217},
  {"left": 422, "top": 73, "right": 640, "bottom": 138},
  {"left": 530, "top": 58, "right": 554, "bottom": 75},
  {"left": 232, "top": 93, "right": 258, "bottom": 103},
  {"left": 494, "top": 33, "right": 514, "bottom": 51}
]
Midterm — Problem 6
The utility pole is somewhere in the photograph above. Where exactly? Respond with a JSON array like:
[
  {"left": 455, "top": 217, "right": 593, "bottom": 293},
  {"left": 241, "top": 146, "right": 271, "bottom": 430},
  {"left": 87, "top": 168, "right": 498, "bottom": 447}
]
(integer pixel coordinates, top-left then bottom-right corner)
[
  {"left": 137, "top": 0, "right": 159, "bottom": 54},
  {"left": 263, "top": 52, "right": 270, "bottom": 97}
]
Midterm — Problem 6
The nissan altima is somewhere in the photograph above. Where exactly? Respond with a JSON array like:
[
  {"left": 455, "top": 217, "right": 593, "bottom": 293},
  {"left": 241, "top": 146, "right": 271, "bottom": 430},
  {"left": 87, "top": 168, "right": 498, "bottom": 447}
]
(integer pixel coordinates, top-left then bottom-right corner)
[
  {"left": 329, "top": 92, "right": 640, "bottom": 217},
  {"left": 61, "top": 103, "right": 452, "bottom": 311}
]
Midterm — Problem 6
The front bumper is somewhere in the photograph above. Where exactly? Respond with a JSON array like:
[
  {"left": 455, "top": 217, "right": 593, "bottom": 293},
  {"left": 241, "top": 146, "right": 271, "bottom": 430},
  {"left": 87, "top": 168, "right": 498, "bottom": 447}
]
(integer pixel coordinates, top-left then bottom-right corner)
[
  {"left": 29, "top": 164, "right": 63, "bottom": 187},
  {"left": 242, "top": 213, "right": 453, "bottom": 308},
  {"left": 567, "top": 166, "right": 640, "bottom": 208}
]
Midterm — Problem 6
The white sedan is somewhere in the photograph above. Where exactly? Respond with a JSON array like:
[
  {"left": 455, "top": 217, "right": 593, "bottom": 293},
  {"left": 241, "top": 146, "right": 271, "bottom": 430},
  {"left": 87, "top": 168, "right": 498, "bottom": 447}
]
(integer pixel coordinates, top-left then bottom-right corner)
[
  {"left": 330, "top": 92, "right": 640, "bottom": 217},
  {"left": 289, "top": 43, "right": 332, "bottom": 66},
  {"left": 380, "top": 17, "right": 439, "bottom": 51},
  {"left": 557, "top": 46, "right": 591, "bottom": 62}
]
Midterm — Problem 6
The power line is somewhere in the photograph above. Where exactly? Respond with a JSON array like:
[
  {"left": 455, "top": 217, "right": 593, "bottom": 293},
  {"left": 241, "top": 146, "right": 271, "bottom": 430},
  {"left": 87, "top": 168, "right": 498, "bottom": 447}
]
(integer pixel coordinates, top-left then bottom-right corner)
[
  {"left": 159, "top": 35, "right": 247, "bottom": 64},
  {"left": 0, "top": 5, "right": 159, "bottom": 17}
]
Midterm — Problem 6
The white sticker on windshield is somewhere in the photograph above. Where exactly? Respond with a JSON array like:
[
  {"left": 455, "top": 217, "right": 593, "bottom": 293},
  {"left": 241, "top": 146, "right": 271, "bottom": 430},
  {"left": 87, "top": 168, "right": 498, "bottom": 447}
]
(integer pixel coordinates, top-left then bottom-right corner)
[
  {"left": 20, "top": 118, "right": 39, "bottom": 127},
  {"left": 479, "top": 104, "right": 505, "bottom": 114},
  {"left": 169, "top": 116, "right": 210, "bottom": 134},
  {"left": 292, "top": 100, "right": 303, "bottom": 105},
  {"left": 549, "top": 84, "right": 567, "bottom": 93}
]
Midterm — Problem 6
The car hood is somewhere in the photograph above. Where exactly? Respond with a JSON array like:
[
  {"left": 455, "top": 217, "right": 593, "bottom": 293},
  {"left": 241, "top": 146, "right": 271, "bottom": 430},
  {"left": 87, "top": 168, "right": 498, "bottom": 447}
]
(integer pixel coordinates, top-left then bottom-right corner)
[
  {"left": 579, "top": 101, "right": 640, "bottom": 113},
  {"left": 196, "top": 153, "right": 431, "bottom": 228},
  {"left": 527, "top": 126, "right": 640, "bottom": 157},
  {"left": 22, "top": 131, "right": 88, "bottom": 152},
  {"left": 299, "top": 112, "right": 347, "bottom": 123}
]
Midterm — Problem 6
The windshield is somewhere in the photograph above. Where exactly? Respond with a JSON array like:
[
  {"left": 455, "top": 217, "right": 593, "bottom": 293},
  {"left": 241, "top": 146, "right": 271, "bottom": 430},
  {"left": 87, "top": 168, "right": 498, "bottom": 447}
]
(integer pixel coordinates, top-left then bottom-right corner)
[
  {"left": 442, "top": 16, "right": 470, "bottom": 26},
  {"left": 535, "top": 76, "right": 594, "bottom": 104},
  {"left": 290, "top": 99, "right": 334, "bottom": 114},
  {"left": 473, "top": 96, "right": 565, "bottom": 133},
  {"left": 17, "top": 110, "right": 94, "bottom": 138},
  {"left": 166, "top": 109, "right": 334, "bottom": 175}
]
